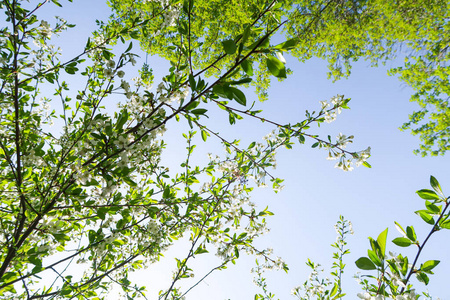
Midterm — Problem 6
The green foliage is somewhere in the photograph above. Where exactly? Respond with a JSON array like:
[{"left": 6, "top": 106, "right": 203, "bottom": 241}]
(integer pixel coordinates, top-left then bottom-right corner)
[
  {"left": 355, "top": 176, "right": 449, "bottom": 299},
  {"left": 109, "top": 0, "right": 450, "bottom": 155},
  {"left": 294, "top": 177, "right": 448, "bottom": 300},
  {"left": 307, "top": 0, "right": 450, "bottom": 156}
]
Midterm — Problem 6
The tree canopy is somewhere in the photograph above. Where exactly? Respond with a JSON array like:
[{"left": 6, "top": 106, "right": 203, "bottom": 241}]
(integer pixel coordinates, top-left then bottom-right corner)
[{"left": 109, "top": 0, "right": 450, "bottom": 156}]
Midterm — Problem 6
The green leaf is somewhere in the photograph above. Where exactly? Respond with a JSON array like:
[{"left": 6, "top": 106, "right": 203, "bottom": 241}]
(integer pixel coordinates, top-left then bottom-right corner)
[
  {"left": 102, "top": 49, "right": 112, "bottom": 60},
  {"left": 416, "top": 272, "right": 430, "bottom": 285},
  {"left": 394, "top": 221, "right": 406, "bottom": 236},
  {"left": 241, "top": 25, "right": 251, "bottom": 46},
  {"left": 247, "top": 35, "right": 270, "bottom": 50},
  {"left": 116, "top": 111, "right": 129, "bottom": 130},
  {"left": 51, "top": 0, "right": 62, "bottom": 7},
  {"left": 184, "top": 100, "right": 200, "bottom": 111},
  {"left": 355, "top": 257, "right": 376, "bottom": 270},
  {"left": 178, "top": 21, "right": 189, "bottom": 35},
  {"left": 201, "top": 130, "right": 209, "bottom": 141},
  {"left": 377, "top": 228, "right": 388, "bottom": 258},
  {"left": 392, "top": 237, "right": 412, "bottom": 247},
  {"left": 330, "top": 283, "right": 338, "bottom": 297},
  {"left": 194, "top": 245, "right": 209, "bottom": 255},
  {"left": 45, "top": 73, "right": 55, "bottom": 83},
  {"left": 163, "top": 187, "right": 171, "bottom": 199},
  {"left": 415, "top": 210, "right": 435, "bottom": 225},
  {"left": 368, "top": 237, "right": 381, "bottom": 261},
  {"left": 229, "top": 87, "right": 246, "bottom": 106},
  {"left": 425, "top": 201, "right": 441, "bottom": 214},
  {"left": 2, "top": 271, "right": 17, "bottom": 282},
  {"left": 212, "top": 84, "right": 229, "bottom": 99},
  {"left": 241, "top": 60, "right": 253, "bottom": 76},
  {"left": 266, "top": 56, "right": 286, "bottom": 78},
  {"left": 125, "top": 41, "right": 133, "bottom": 53},
  {"left": 29, "top": 256, "right": 42, "bottom": 267},
  {"left": 191, "top": 108, "right": 207, "bottom": 115},
  {"left": 97, "top": 207, "right": 108, "bottom": 220},
  {"left": 367, "top": 249, "right": 382, "bottom": 267},
  {"left": 227, "top": 78, "right": 252, "bottom": 85},
  {"left": 363, "top": 161, "right": 372, "bottom": 168},
  {"left": 189, "top": 74, "right": 196, "bottom": 90},
  {"left": 52, "top": 233, "right": 70, "bottom": 243},
  {"left": 88, "top": 230, "right": 97, "bottom": 244},
  {"left": 21, "top": 84, "right": 35, "bottom": 92},
  {"left": 123, "top": 176, "right": 137, "bottom": 187},
  {"left": 182, "top": 0, "right": 189, "bottom": 13},
  {"left": 65, "top": 66, "right": 77, "bottom": 75},
  {"left": 421, "top": 260, "right": 440, "bottom": 272},
  {"left": 439, "top": 219, "right": 450, "bottom": 229},
  {"left": 237, "top": 232, "right": 248, "bottom": 240},
  {"left": 229, "top": 112, "right": 236, "bottom": 125},
  {"left": 273, "top": 37, "right": 300, "bottom": 51},
  {"left": 406, "top": 226, "right": 416, "bottom": 241},
  {"left": 430, "top": 176, "right": 443, "bottom": 195},
  {"left": 417, "top": 189, "right": 440, "bottom": 200},
  {"left": 222, "top": 39, "right": 237, "bottom": 55},
  {"left": 401, "top": 256, "right": 409, "bottom": 276},
  {"left": 60, "top": 288, "right": 72, "bottom": 296}
]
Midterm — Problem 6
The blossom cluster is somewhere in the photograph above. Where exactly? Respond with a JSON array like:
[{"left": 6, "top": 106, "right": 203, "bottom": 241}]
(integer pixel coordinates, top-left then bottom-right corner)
[
  {"left": 322, "top": 132, "right": 371, "bottom": 171},
  {"left": 38, "top": 20, "right": 52, "bottom": 39},
  {"left": 154, "top": 0, "right": 181, "bottom": 27},
  {"left": 30, "top": 17, "right": 71, "bottom": 70},
  {"left": 200, "top": 154, "right": 277, "bottom": 266},
  {"left": 291, "top": 263, "right": 331, "bottom": 299},
  {"left": 334, "top": 219, "right": 354, "bottom": 235},
  {"left": 356, "top": 291, "right": 418, "bottom": 300},
  {"left": 156, "top": 81, "right": 190, "bottom": 105},
  {"left": 320, "top": 95, "right": 345, "bottom": 123}
]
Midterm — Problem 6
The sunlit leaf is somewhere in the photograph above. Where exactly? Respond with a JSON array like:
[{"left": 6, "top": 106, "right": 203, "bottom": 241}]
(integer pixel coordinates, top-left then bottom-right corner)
[
  {"left": 355, "top": 257, "right": 376, "bottom": 270},
  {"left": 421, "top": 260, "right": 440, "bottom": 272},
  {"left": 222, "top": 39, "right": 237, "bottom": 55},
  {"left": 392, "top": 237, "right": 412, "bottom": 247},
  {"left": 266, "top": 56, "right": 286, "bottom": 78},
  {"left": 415, "top": 210, "right": 435, "bottom": 225},
  {"left": 416, "top": 189, "right": 440, "bottom": 200},
  {"left": 377, "top": 228, "right": 388, "bottom": 258}
]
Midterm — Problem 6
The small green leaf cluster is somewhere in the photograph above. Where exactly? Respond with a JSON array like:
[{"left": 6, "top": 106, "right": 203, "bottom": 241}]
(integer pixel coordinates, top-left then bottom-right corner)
[{"left": 355, "top": 176, "right": 449, "bottom": 299}]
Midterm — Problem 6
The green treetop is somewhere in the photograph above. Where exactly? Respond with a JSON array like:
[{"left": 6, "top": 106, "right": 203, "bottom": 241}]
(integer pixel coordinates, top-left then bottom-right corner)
[{"left": 109, "top": 0, "right": 450, "bottom": 155}]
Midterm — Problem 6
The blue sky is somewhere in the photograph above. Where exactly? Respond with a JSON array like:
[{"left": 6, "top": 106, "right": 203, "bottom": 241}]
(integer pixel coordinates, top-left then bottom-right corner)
[{"left": 34, "top": 1, "right": 450, "bottom": 299}]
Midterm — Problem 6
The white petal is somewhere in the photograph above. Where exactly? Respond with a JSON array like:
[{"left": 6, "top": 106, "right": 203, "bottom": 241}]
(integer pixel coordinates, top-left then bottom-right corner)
[{"left": 276, "top": 52, "right": 286, "bottom": 64}]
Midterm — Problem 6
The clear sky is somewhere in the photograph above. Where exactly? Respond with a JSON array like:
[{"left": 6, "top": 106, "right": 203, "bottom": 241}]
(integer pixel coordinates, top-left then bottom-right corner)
[{"left": 34, "top": 1, "right": 450, "bottom": 299}]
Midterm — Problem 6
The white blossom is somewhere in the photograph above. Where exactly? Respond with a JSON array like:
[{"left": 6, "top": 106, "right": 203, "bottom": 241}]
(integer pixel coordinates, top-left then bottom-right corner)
[
  {"left": 93, "top": 35, "right": 105, "bottom": 47},
  {"left": 121, "top": 80, "right": 130, "bottom": 91},
  {"left": 276, "top": 52, "right": 286, "bottom": 64},
  {"left": 117, "top": 70, "right": 125, "bottom": 78},
  {"left": 106, "top": 59, "right": 115, "bottom": 68},
  {"left": 104, "top": 68, "right": 114, "bottom": 78},
  {"left": 39, "top": 20, "right": 52, "bottom": 38}
]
